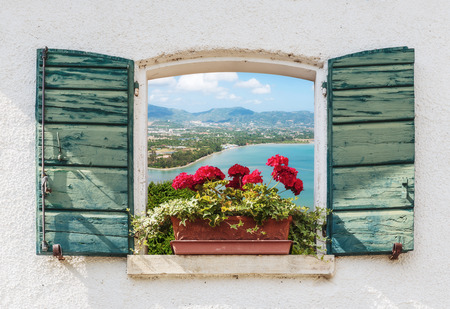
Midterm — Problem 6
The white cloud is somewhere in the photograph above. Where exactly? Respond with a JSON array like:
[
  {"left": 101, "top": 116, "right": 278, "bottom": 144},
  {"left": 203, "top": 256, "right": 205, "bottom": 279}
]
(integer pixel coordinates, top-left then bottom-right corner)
[
  {"left": 149, "top": 73, "right": 238, "bottom": 95},
  {"left": 204, "top": 72, "right": 238, "bottom": 82},
  {"left": 252, "top": 84, "right": 271, "bottom": 94},
  {"left": 235, "top": 78, "right": 271, "bottom": 94},
  {"left": 245, "top": 99, "right": 262, "bottom": 105},
  {"left": 148, "top": 77, "right": 177, "bottom": 87},
  {"left": 216, "top": 91, "right": 240, "bottom": 100},
  {"left": 148, "top": 93, "right": 169, "bottom": 103},
  {"left": 177, "top": 74, "right": 223, "bottom": 93},
  {"left": 235, "top": 78, "right": 262, "bottom": 88}
]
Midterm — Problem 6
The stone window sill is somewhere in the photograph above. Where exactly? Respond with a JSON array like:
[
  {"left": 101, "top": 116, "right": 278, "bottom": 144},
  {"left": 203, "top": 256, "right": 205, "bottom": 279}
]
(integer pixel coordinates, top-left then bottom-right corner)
[{"left": 127, "top": 255, "right": 335, "bottom": 278}]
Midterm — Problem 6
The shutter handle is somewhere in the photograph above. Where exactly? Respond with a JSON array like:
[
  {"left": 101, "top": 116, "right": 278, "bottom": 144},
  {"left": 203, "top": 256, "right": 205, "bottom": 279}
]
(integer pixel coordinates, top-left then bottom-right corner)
[
  {"left": 134, "top": 82, "right": 139, "bottom": 96},
  {"left": 56, "top": 132, "right": 66, "bottom": 162}
]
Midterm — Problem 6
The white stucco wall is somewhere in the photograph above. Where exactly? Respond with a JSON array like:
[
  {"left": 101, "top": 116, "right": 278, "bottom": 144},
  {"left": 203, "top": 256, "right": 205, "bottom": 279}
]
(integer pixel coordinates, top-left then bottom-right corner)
[{"left": 1, "top": 1, "right": 450, "bottom": 308}]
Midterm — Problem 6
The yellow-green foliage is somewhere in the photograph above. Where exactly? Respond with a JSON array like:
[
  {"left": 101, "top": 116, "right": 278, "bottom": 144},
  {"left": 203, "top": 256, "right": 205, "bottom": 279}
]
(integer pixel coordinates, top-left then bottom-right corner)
[{"left": 144, "top": 181, "right": 195, "bottom": 255}]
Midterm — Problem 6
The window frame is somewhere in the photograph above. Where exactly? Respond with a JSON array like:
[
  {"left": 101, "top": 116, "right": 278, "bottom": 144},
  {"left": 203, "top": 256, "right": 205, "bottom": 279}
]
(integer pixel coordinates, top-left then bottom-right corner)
[{"left": 133, "top": 56, "right": 328, "bottom": 218}]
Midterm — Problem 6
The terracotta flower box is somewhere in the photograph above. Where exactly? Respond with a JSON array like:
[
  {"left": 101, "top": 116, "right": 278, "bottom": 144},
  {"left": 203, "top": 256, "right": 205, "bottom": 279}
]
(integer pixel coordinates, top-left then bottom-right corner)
[{"left": 170, "top": 216, "right": 293, "bottom": 255}]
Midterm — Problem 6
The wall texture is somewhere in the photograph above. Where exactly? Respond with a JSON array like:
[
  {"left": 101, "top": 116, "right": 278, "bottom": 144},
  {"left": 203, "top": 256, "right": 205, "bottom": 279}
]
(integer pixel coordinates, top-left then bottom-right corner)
[{"left": 1, "top": 1, "right": 449, "bottom": 308}]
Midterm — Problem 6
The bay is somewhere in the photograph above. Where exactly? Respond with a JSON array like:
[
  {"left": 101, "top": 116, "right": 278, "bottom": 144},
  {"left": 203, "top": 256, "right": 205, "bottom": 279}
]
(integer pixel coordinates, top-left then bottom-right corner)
[{"left": 148, "top": 143, "right": 314, "bottom": 208}]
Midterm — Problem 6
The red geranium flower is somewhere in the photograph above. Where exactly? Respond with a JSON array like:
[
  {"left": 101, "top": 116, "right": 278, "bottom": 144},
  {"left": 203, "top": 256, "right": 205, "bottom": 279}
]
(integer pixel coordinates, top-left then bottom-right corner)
[
  {"left": 266, "top": 154, "right": 289, "bottom": 167},
  {"left": 172, "top": 172, "right": 197, "bottom": 190},
  {"left": 228, "top": 164, "right": 250, "bottom": 177},
  {"left": 272, "top": 165, "right": 298, "bottom": 187},
  {"left": 242, "top": 170, "right": 263, "bottom": 185},
  {"left": 291, "top": 178, "right": 304, "bottom": 196},
  {"left": 284, "top": 178, "right": 304, "bottom": 195},
  {"left": 193, "top": 166, "right": 225, "bottom": 184}
]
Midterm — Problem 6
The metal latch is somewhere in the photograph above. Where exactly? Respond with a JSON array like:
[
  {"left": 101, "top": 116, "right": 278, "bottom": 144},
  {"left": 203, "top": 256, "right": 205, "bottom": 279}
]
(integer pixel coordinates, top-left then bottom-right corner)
[
  {"left": 41, "top": 175, "right": 51, "bottom": 195},
  {"left": 321, "top": 82, "right": 327, "bottom": 97},
  {"left": 134, "top": 82, "right": 139, "bottom": 96}
]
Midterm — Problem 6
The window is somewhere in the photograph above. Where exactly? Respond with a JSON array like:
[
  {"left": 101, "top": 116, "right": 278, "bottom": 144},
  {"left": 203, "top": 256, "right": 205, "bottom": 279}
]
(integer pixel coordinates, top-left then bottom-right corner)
[
  {"left": 139, "top": 57, "right": 327, "bottom": 215},
  {"left": 36, "top": 47, "right": 414, "bottom": 259}
]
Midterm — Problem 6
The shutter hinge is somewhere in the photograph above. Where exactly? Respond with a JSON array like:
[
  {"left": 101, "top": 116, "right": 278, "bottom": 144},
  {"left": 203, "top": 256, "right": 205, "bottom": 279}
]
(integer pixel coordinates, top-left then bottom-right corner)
[
  {"left": 390, "top": 243, "right": 403, "bottom": 260},
  {"left": 134, "top": 82, "right": 139, "bottom": 96},
  {"left": 53, "top": 244, "right": 65, "bottom": 260},
  {"left": 321, "top": 82, "right": 327, "bottom": 97}
]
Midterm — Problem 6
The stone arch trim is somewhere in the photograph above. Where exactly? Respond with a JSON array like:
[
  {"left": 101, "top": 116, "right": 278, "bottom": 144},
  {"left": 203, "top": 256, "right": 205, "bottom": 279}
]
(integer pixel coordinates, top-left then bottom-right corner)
[
  {"left": 138, "top": 48, "right": 324, "bottom": 68},
  {"left": 138, "top": 48, "right": 324, "bottom": 82}
]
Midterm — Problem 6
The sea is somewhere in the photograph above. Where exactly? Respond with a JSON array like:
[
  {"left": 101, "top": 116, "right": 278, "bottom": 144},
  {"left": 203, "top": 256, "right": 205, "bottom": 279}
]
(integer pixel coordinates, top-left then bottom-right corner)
[{"left": 148, "top": 143, "right": 314, "bottom": 208}]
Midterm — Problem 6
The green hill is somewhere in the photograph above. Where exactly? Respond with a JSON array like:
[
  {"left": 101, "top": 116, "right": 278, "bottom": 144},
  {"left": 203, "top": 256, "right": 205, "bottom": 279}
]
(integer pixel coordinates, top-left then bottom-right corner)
[{"left": 148, "top": 105, "right": 313, "bottom": 127}]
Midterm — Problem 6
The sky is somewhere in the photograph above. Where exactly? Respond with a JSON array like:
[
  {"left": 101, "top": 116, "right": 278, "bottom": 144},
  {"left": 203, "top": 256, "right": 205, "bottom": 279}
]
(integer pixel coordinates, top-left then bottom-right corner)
[{"left": 148, "top": 72, "right": 314, "bottom": 113}]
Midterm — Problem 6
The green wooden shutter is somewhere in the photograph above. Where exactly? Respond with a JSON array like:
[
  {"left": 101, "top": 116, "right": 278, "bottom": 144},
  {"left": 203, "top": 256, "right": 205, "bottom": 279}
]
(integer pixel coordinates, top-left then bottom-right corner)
[
  {"left": 327, "top": 47, "right": 415, "bottom": 255},
  {"left": 36, "top": 49, "right": 134, "bottom": 256}
]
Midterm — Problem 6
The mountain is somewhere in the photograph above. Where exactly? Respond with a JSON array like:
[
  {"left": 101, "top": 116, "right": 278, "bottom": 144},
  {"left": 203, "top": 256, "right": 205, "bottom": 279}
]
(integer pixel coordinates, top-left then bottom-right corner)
[
  {"left": 148, "top": 105, "right": 313, "bottom": 126},
  {"left": 148, "top": 104, "right": 191, "bottom": 120}
]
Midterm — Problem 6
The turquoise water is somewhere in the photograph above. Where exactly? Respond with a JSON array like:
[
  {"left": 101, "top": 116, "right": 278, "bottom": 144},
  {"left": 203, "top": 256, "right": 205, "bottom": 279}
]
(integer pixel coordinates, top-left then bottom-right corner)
[{"left": 148, "top": 143, "right": 314, "bottom": 208}]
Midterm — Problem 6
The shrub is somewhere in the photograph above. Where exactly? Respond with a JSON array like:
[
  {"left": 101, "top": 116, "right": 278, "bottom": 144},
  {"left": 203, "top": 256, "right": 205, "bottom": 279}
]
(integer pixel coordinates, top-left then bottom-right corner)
[{"left": 144, "top": 181, "right": 195, "bottom": 254}]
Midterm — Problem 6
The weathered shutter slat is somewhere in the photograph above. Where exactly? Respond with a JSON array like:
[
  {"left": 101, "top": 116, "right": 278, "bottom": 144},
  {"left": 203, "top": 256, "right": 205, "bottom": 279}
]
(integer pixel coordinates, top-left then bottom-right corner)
[
  {"left": 37, "top": 89, "right": 129, "bottom": 124},
  {"left": 39, "top": 167, "right": 128, "bottom": 211},
  {"left": 333, "top": 164, "right": 414, "bottom": 210},
  {"left": 39, "top": 124, "right": 128, "bottom": 167},
  {"left": 38, "top": 67, "right": 129, "bottom": 90},
  {"left": 332, "top": 121, "right": 414, "bottom": 166},
  {"left": 331, "top": 209, "right": 414, "bottom": 254},
  {"left": 327, "top": 47, "right": 415, "bottom": 255},
  {"left": 36, "top": 49, "right": 134, "bottom": 256},
  {"left": 332, "top": 87, "right": 414, "bottom": 123},
  {"left": 332, "top": 64, "right": 413, "bottom": 90},
  {"left": 331, "top": 47, "right": 414, "bottom": 67},
  {"left": 44, "top": 211, "right": 129, "bottom": 236},
  {"left": 41, "top": 232, "right": 129, "bottom": 255},
  {"left": 39, "top": 51, "right": 131, "bottom": 68}
]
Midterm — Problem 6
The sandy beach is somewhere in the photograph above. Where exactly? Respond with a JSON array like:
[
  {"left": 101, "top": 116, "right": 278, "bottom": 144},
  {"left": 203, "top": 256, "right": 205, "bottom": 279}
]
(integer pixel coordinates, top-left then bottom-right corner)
[{"left": 148, "top": 146, "right": 239, "bottom": 171}]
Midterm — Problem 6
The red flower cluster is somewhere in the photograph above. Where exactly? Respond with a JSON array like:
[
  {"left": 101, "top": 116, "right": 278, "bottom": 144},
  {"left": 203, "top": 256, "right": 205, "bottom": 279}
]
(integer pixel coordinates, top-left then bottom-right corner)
[
  {"left": 242, "top": 170, "right": 263, "bottom": 185},
  {"left": 194, "top": 166, "right": 225, "bottom": 182},
  {"left": 266, "top": 154, "right": 289, "bottom": 167},
  {"left": 172, "top": 166, "right": 225, "bottom": 191},
  {"left": 172, "top": 156, "right": 303, "bottom": 196},
  {"left": 228, "top": 164, "right": 250, "bottom": 177},
  {"left": 271, "top": 165, "right": 297, "bottom": 184},
  {"left": 226, "top": 164, "right": 250, "bottom": 189},
  {"left": 172, "top": 173, "right": 197, "bottom": 190},
  {"left": 267, "top": 154, "right": 304, "bottom": 196},
  {"left": 290, "top": 178, "right": 304, "bottom": 196}
]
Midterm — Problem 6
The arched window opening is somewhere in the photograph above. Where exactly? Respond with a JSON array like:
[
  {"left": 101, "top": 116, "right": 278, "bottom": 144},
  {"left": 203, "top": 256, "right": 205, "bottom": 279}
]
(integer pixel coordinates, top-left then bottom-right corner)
[{"left": 147, "top": 72, "right": 315, "bottom": 207}]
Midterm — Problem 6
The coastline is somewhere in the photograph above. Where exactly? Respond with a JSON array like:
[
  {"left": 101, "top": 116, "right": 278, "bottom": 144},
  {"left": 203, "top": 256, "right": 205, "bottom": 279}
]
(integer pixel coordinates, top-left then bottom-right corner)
[
  {"left": 148, "top": 142, "right": 313, "bottom": 171},
  {"left": 148, "top": 146, "right": 239, "bottom": 171}
]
